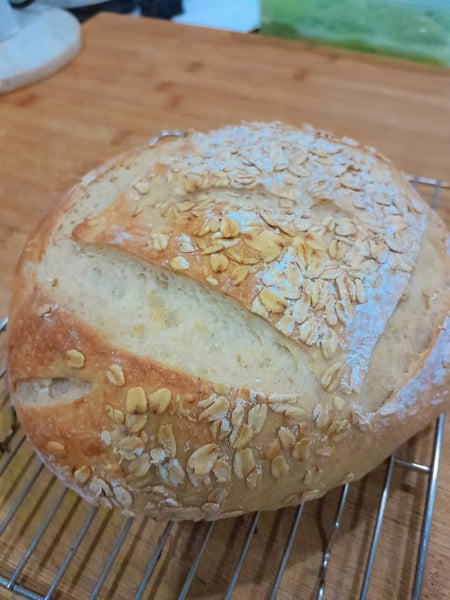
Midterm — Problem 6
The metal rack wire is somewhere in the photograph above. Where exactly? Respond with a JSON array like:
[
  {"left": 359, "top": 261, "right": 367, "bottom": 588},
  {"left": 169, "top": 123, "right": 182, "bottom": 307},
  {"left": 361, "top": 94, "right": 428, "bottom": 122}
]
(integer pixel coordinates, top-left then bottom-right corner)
[{"left": 0, "top": 177, "right": 447, "bottom": 600}]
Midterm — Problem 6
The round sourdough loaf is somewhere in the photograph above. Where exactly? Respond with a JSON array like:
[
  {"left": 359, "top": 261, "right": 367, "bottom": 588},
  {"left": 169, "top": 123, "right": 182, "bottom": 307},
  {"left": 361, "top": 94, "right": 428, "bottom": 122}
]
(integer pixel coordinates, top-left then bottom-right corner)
[{"left": 7, "top": 122, "right": 450, "bottom": 520}]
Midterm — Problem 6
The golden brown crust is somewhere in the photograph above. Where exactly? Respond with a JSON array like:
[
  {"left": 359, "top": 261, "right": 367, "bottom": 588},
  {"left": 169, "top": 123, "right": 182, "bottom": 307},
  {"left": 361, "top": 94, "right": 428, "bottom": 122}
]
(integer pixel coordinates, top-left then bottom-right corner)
[
  {"left": 9, "top": 296, "right": 449, "bottom": 518},
  {"left": 7, "top": 122, "right": 450, "bottom": 519}
]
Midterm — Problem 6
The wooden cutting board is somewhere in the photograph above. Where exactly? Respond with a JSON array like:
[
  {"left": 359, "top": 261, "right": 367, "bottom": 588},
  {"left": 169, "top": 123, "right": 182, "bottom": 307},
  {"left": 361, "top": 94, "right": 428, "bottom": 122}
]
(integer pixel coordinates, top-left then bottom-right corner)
[{"left": 0, "top": 14, "right": 449, "bottom": 600}]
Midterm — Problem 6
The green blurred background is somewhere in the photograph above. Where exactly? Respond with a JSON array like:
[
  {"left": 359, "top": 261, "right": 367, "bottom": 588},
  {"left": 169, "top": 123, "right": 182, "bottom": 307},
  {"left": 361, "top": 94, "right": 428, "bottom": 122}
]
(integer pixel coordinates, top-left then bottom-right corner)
[{"left": 260, "top": 0, "right": 450, "bottom": 65}]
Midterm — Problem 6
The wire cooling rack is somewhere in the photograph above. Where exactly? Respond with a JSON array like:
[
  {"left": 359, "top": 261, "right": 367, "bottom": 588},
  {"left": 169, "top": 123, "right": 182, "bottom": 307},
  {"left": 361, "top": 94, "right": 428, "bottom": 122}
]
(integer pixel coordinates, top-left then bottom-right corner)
[{"left": 0, "top": 177, "right": 448, "bottom": 600}]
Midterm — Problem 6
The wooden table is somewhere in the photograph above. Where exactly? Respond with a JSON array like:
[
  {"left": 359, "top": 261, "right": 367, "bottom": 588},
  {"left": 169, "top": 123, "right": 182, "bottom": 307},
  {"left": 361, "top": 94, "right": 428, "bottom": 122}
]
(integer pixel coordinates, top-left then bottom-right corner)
[{"left": 0, "top": 13, "right": 449, "bottom": 600}]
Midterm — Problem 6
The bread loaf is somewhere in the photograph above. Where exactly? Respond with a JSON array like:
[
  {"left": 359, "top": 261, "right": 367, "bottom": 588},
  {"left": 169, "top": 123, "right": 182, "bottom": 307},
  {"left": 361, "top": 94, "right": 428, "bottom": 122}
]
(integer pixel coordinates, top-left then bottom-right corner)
[{"left": 7, "top": 122, "right": 450, "bottom": 520}]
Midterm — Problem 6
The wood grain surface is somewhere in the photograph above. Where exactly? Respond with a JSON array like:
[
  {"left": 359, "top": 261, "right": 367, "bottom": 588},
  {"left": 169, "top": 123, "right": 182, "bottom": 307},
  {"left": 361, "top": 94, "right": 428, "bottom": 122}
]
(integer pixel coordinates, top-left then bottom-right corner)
[{"left": 0, "top": 14, "right": 449, "bottom": 600}]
